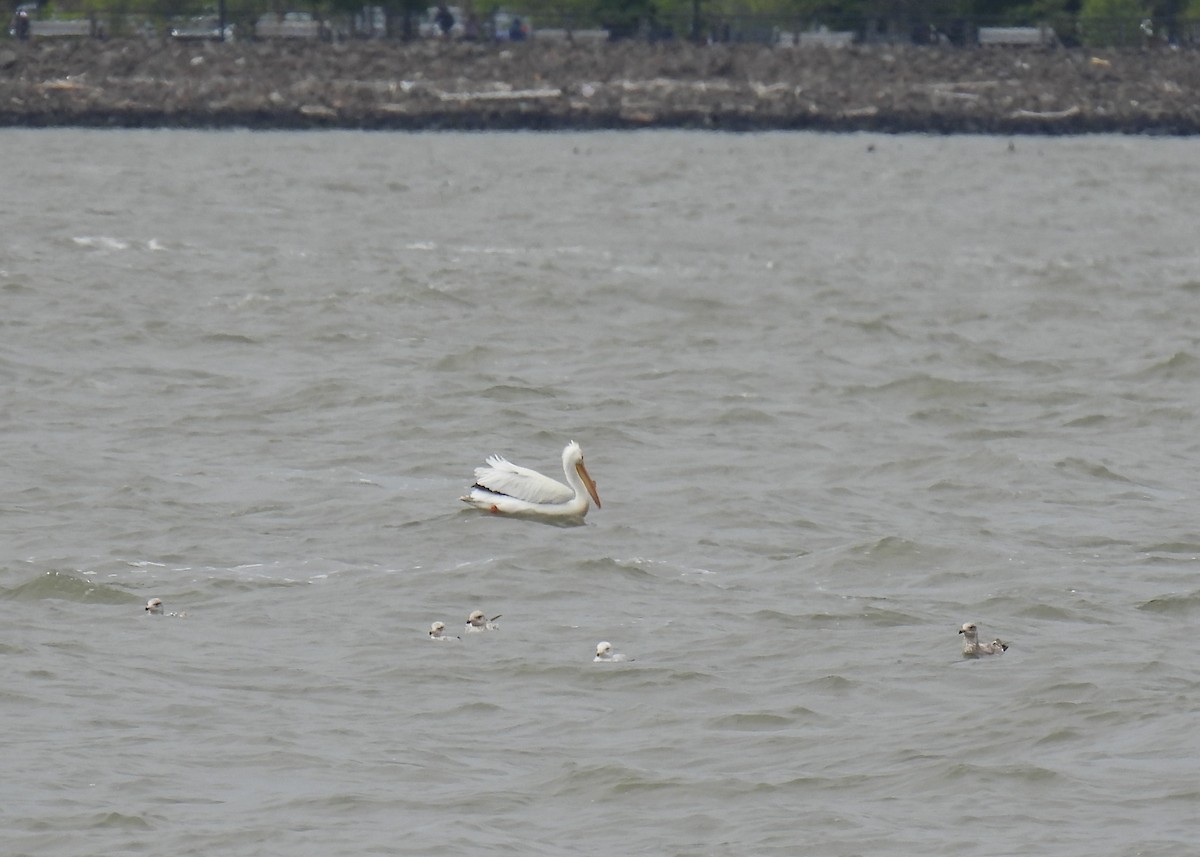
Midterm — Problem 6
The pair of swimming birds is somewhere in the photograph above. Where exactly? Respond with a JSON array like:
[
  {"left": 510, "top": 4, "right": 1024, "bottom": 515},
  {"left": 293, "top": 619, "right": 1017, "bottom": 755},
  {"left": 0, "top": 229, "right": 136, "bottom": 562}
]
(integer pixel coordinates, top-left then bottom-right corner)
[
  {"left": 428, "top": 610, "right": 502, "bottom": 640},
  {"left": 430, "top": 618, "right": 630, "bottom": 662}
]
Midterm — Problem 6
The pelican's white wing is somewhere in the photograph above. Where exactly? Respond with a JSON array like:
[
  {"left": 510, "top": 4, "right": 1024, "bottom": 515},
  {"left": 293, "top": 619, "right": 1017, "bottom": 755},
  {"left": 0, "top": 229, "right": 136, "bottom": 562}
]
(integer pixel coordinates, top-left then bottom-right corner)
[{"left": 473, "top": 455, "right": 574, "bottom": 505}]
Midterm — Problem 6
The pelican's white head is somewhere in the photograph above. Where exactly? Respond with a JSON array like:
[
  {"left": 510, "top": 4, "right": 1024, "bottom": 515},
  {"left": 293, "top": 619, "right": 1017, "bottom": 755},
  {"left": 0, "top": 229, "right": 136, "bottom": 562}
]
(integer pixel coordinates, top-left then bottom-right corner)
[
  {"left": 145, "top": 598, "right": 164, "bottom": 614},
  {"left": 564, "top": 441, "right": 601, "bottom": 510}
]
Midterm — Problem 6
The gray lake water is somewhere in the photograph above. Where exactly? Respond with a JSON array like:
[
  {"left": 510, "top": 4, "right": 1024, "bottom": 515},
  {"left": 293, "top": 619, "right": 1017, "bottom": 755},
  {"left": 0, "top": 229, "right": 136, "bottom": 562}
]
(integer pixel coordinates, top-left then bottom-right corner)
[{"left": 2, "top": 129, "right": 1199, "bottom": 856}]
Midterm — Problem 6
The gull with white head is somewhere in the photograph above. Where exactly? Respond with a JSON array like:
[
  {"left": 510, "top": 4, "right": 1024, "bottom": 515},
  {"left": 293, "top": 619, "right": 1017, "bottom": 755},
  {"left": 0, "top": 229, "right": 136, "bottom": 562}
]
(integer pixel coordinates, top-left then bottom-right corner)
[
  {"left": 593, "top": 641, "right": 632, "bottom": 662},
  {"left": 145, "top": 598, "right": 187, "bottom": 618},
  {"left": 959, "top": 622, "right": 1008, "bottom": 657},
  {"left": 466, "top": 610, "right": 501, "bottom": 632},
  {"left": 428, "top": 621, "right": 460, "bottom": 641}
]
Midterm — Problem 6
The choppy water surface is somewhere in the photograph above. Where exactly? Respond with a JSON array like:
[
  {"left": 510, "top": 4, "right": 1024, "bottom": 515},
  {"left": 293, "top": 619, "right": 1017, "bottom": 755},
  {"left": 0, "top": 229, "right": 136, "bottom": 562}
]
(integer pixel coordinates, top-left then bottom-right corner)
[{"left": 2, "top": 130, "right": 1199, "bottom": 856}]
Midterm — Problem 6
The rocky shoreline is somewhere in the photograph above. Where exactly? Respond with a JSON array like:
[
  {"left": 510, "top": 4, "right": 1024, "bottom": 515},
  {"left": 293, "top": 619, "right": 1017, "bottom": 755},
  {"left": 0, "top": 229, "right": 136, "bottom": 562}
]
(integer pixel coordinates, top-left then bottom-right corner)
[{"left": 2, "top": 37, "right": 1198, "bottom": 134}]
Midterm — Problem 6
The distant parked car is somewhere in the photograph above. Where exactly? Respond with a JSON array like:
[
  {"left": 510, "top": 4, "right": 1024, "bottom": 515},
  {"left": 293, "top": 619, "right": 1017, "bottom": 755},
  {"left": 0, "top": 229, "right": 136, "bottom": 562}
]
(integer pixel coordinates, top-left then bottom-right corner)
[
  {"left": 355, "top": 5, "right": 386, "bottom": 38},
  {"left": 255, "top": 11, "right": 322, "bottom": 40},
  {"left": 169, "top": 16, "right": 235, "bottom": 41},
  {"left": 11, "top": 5, "right": 103, "bottom": 39}
]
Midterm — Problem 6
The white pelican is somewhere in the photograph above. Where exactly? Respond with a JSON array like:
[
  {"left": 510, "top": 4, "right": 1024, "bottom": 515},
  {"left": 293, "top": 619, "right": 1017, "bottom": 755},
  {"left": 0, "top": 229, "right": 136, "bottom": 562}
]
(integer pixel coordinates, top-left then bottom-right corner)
[
  {"left": 428, "top": 621, "right": 460, "bottom": 641},
  {"left": 466, "top": 610, "right": 501, "bottom": 632},
  {"left": 460, "top": 441, "right": 601, "bottom": 519},
  {"left": 959, "top": 622, "right": 1008, "bottom": 657},
  {"left": 593, "top": 641, "right": 632, "bottom": 662}
]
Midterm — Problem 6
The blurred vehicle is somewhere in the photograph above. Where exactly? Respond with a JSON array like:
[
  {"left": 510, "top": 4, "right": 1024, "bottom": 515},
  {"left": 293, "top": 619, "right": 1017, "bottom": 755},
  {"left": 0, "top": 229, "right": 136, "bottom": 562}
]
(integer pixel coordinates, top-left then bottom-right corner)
[
  {"left": 354, "top": 5, "right": 386, "bottom": 38},
  {"left": 169, "top": 16, "right": 235, "bottom": 41},
  {"left": 11, "top": 5, "right": 104, "bottom": 38},
  {"left": 255, "top": 11, "right": 322, "bottom": 39}
]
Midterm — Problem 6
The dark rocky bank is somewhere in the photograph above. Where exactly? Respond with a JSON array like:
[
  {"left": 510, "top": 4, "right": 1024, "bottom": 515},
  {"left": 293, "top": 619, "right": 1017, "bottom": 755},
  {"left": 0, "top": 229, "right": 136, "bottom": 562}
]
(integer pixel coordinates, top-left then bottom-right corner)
[{"left": 2, "top": 37, "right": 1199, "bottom": 133}]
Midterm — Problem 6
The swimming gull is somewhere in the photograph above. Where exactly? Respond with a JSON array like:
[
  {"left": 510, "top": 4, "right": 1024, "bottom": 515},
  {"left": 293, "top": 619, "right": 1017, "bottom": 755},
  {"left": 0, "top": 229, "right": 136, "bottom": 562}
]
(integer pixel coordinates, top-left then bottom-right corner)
[
  {"left": 959, "top": 622, "right": 1008, "bottom": 657},
  {"left": 428, "top": 621, "right": 460, "bottom": 641},
  {"left": 593, "top": 641, "right": 632, "bottom": 662},
  {"left": 145, "top": 598, "right": 187, "bottom": 618},
  {"left": 466, "top": 610, "right": 501, "bottom": 632}
]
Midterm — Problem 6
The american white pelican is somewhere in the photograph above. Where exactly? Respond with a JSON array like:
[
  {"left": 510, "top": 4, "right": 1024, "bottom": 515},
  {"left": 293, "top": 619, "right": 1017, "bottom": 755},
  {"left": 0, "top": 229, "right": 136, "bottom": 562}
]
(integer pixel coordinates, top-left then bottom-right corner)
[
  {"left": 593, "top": 641, "right": 632, "bottom": 662},
  {"left": 428, "top": 621, "right": 460, "bottom": 641},
  {"left": 460, "top": 441, "right": 601, "bottom": 519},
  {"left": 959, "top": 622, "right": 1008, "bottom": 657},
  {"left": 466, "top": 610, "right": 501, "bottom": 632}
]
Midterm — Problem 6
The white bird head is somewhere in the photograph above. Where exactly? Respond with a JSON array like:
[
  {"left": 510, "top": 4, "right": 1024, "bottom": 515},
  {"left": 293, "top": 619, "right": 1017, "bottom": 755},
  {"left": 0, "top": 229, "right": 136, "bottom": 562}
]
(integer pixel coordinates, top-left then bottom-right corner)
[
  {"left": 145, "top": 598, "right": 164, "bottom": 614},
  {"left": 429, "top": 621, "right": 446, "bottom": 637},
  {"left": 958, "top": 622, "right": 978, "bottom": 642},
  {"left": 466, "top": 610, "right": 500, "bottom": 629},
  {"left": 564, "top": 441, "right": 601, "bottom": 509}
]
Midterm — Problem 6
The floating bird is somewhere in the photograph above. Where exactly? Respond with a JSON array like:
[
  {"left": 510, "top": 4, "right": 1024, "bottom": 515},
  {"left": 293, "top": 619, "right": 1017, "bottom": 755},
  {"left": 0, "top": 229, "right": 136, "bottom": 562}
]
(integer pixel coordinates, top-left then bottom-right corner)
[
  {"left": 593, "top": 641, "right": 632, "bottom": 662},
  {"left": 144, "top": 598, "right": 186, "bottom": 618},
  {"left": 428, "top": 621, "right": 460, "bottom": 641},
  {"left": 466, "top": 610, "right": 501, "bottom": 632},
  {"left": 460, "top": 441, "right": 601, "bottom": 519},
  {"left": 959, "top": 622, "right": 1008, "bottom": 657}
]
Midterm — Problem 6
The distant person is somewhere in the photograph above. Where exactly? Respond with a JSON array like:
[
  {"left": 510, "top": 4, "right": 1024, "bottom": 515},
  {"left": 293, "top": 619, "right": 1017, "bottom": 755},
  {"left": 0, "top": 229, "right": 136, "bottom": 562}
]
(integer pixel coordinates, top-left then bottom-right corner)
[
  {"left": 463, "top": 12, "right": 479, "bottom": 40},
  {"left": 1140, "top": 18, "right": 1155, "bottom": 46},
  {"left": 435, "top": 3, "right": 455, "bottom": 38},
  {"left": 508, "top": 16, "right": 526, "bottom": 41},
  {"left": 12, "top": 7, "right": 31, "bottom": 40}
]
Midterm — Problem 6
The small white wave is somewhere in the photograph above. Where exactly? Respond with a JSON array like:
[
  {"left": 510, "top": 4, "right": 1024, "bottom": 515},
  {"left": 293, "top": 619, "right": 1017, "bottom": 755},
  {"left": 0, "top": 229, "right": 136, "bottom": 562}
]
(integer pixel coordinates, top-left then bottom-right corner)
[
  {"left": 457, "top": 244, "right": 521, "bottom": 256},
  {"left": 73, "top": 236, "right": 129, "bottom": 251}
]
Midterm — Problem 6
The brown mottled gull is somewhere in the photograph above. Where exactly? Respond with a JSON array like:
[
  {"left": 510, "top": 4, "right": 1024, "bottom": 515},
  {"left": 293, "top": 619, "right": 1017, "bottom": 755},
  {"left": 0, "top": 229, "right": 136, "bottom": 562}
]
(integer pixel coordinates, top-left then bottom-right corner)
[{"left": 959, "top": 622, "right": 1008, "bottom": 657}]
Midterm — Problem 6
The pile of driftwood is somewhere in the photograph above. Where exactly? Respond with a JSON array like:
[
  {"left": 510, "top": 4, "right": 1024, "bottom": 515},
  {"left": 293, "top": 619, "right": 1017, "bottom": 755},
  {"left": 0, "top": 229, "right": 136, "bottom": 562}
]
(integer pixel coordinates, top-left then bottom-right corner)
[{"left": 2, "top": 38, "right": 1198, "bottom": 133}]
